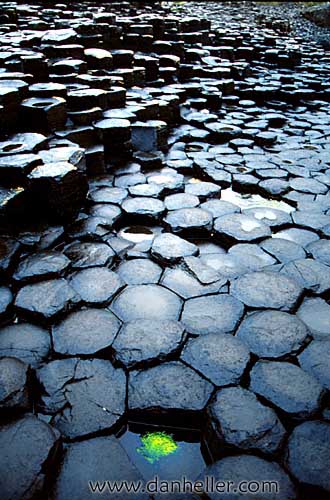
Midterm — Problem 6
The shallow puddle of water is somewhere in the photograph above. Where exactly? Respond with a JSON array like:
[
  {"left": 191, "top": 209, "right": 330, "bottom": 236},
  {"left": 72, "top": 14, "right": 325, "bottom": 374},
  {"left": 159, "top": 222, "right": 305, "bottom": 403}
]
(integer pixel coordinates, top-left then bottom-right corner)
[
  {"left": 119, "top": 423, "right": 206, "bottom": 483},
  {"left": 118, "top": 226, "right": 156, "bottom": 243},
  {"left": 221, "top": 187, "right": 295, "bottom": 213}
]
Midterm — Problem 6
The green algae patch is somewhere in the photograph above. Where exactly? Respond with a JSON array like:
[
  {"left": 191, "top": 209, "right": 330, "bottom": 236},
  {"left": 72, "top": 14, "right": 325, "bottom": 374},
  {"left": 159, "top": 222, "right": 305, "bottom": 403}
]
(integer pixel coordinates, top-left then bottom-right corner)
[{"left": 137, "top": 432, "right": 179, "bottom": 464}]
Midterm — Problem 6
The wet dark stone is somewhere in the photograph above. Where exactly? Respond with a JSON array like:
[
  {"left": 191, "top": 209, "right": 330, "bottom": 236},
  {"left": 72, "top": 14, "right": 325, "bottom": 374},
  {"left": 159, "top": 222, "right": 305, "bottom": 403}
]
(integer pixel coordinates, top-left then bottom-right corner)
[
  {"left": 299, "top": 340, "right": 330, "bottom": 390},
  {"left": 0, "top": 153, "right": 42, "bottom": 185},
  {"left": 208, "top": 386, "right": 286, "bottom": 455},
  {"left": 297, "top": 297, "right": 330, "bottom": 340},
  {"left": 0, "top": 357, "right": 29, "bottom": 410},
  {"left": 0, "top": 415, "right": 60, "bottom": 500},
  {"left": 161, "top": 267, "right": 226, "bottom": 299},
  {"left": 231, "top": 271, "right": 303, "bottom": 311},
  {"left": 165, "top": 207, "right": 213, "bottom": 233},
  {"left": 199, "top": 455, "right": 296, "bottom": 500},
  {"left": 128, "top": 361, "right": 213, "bottom": 412},
  {"left": 285, "top": 421, "right": 330, "bottom": 493},
  {"left": 181, "top": 333, "right": 250, "bottom": 386},
  {"left": 116, "top": 258, "right": 162, "bottom": 285},
  {"left": 37, "top": 358, "right": 126, "bottom": 439},
  {"left": 0, "top": 286, "right": 13, "bottom": 316},
  {"left": 69, "top": 268, "right": 124, "bottom": 305},
  {"left": 214, "top": 213, "right": 271, "bottom": 243},
  {"left": 249, "top": 360, "right": 323, "bottom": 417},
  {"left": 236, "top": 310, "right": 309, "bottom": 358},
  {"left": 52, "top": 308, "right": 121, "bottom": 356},
  {"left": 151, "top": 232, "right": 199, "bottom": 263},
  {"left": 113, "top": 319, "right": 186, "bottom": 369},
  {"left": 89, "top": 186, "right": 128, "bottom": 205},
  {"left": 15, "top": 278, "right": 80, "bottom": 321},
  {"left": 13, "top": 251, "right": 70, "bottom": 283},
  {"left": 0, "top": 237, "right": 20, "bottom": 274},
  {"left": 89, "top": 203, "right": 121, "bottom": 225},
  {"left": 181, "top": 294, "right": 244, "bottom": 336},
  {"left": 0, "top": 322, "right": 50, "bottom": 368},
  {"left": 111, "top": 284, "right": 182, "bottom": 322},
  {"left": 53, "top": 436, "right": 147, "bottom": 500},
  {"left": 260, "top": 237, "right": 306, "bottom": 263},
  {"left": 64, "top": 242, "right": 115, "bottom": 268}
]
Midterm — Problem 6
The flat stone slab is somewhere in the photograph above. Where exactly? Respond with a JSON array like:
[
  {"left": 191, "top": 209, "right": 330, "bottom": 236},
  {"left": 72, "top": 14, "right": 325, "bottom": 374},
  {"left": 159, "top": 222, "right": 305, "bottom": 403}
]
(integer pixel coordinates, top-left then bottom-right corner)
[
  {"left": 214, "top": 213, "right": 271, "bottom": 242},
  {"left": 208, "top": 386, "right": 286, "bottom": 454},
  {"left": 260, "top": 237, "right": 306, "bottom": 263},
  {"left": 64, "top": 242, "right": 115, "bottom": 268},
  {"left": 0, "top": 286, "right": 13, "bottom": 316},
  {"left": 165, "top": 207, "right": 213, "bottom": 232},
  {"left": 116, "top": 258, "right": 162, "bottom": 285},
  {"left": 53, "top": 436, "right": 147, "bottom": 500},
  {"left": 181, "top": 333, "right": 250, "bottom": 386},
  {"left": 0, "top": 415, "right": 60, "bottom": 500},
  {"left": 122, "top": 196, "right": 165, "bottom": 217},
  {"left": 113, "top": 319, "right": 186, "bottom": 368},
  {"left": 236, "top": 310, "right": 309, "bottom": 358},
  {"left": 199, "top": 455, "right": 296, "bottom": 500},
  {"left": 181, "top": 294, "right": 244, "bottom": 335},
  {"left": 161, "top": 267, "right": 226, "bottom": 299},
  {"left": 37, "top": 358, "right": 126, "bottom": 439},
  {"left": 69, "top": 267, "right": 124, "bottom": 304},
  {"left": 242, "top": 207, "right": 291, "bottom": 227},
  {"left": 307, "top": 238, "right": 330, "bottom": 266},
  {"left": 128, "top": 361, "right": 214, "bottom": 412},
  {"left": 151, "top": 232, "right": 199, "bottom": 263},
  {"left": 200, "top": 199, "right": 240, "bottom": 218},
  {"left": 52, "top": 308, "right": 121, "bottom": 356},
  {"left": 13, "top": 251, "right": 70, "bottom": 283},
  {"left": 15, "top": 278, "right": 80, "bottom": 320},
  {"left": 299, "top": 340, "right": 330, "bottom": 390},
  {"left": 0, "top": 357, "right": 29, "bottom": 410},
  {"left": 250, "top": 360, "right": 323, "bottom": 417},
  {"left": 231, "top": 271, "right": 303, "bottom": 310},
  {"left": 285, "top": 421, "right": 330, "bottom": 493},
  {"left": 165, "top": 192, "right": 199, "bottom": 210},
  {"left": 111, "top": 284, "right": 183, "bottom": 322},
  {"left": 0, "top": 322, "right": 50, "bottom": 367},
  {"left": 279, "top": 258, "right": 330, "bottom": 294},
  {"left": 297, "top": 297, "right": 330, "bottom": 340}
]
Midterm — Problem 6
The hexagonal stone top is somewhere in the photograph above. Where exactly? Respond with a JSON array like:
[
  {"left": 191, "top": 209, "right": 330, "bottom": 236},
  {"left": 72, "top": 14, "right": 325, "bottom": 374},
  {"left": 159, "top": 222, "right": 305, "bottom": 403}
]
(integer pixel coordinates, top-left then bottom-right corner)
[
  {"left": 297, "top": 297, "right": 330, "bottom": 340},
  {"left": 111, "top": 284, "right": 183, "bottom": 322},
  {"left": 122, "top": 197, "right": 165, "bottom": 217},
  {"left": 181, "top": 294, "right": 244, "bottom": 335},
  {"left": 116, "top": 258, "right": 162, "bottom": 285},
  {"left": 0, "top": 322, "right": 50, "bottom": 368},
  {"left": 181, "top": 333, "right": 250, "bottom": 386},
  {"left": 113, "top": 319, "right": 186, "bottom": 369},
  {"left": 250, "top": 360, "right": 323, "bottom": 417},
  {"left": 236, "top": 310, "right": 309, "bottom": 358},
  {"left": 151, "top": 233, "right": 199, "bottom": 263},
  {"left": 128, "top": 361, "right": 213, "bottom": 412},
  {"left": 37, "top": 358, "right": 126, "bottom": 439},
  {"left": 214, "top": 213, "right": 271, "bottom": 242},
  {"left": 52, "top": 308, "right": 121, "bottom": 356},
  {"left": 165, "top": 208, "right": 213, "bottom": 232},
  {"left": 299, "top": 340, "right": 330, "bottom": 390},
  {"left": 231, "top": 271, "right": 303, "bottom": 310},
  {"left": 69, "top": 267, "right": 124, "bottom": 304}
]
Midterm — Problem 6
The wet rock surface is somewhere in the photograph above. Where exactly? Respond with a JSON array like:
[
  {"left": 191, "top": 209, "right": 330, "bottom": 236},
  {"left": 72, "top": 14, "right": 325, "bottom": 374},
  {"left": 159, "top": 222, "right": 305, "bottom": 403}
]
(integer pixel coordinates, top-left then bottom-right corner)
[{"left": 1, "top": 0, "right": 330, "bottom": 496}]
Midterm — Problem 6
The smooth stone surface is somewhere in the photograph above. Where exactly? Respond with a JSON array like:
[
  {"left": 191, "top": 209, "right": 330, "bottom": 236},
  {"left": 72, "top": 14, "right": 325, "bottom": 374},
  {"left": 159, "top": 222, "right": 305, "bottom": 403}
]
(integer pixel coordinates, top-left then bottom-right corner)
[
  {"left": 236, "top": 310, "right": 309, "bottom": 358},
  {"left": 208, "top": 386, "right": 286, "bottom": 454},
  {"left": 181, "top": 333, "right": 250, "bottom": 386},
  {"left": 37, "top": 358, "right": 126, "bottom": 438},
  {"left": 116, "top": 258, "right": 162, "bottom": 285},
  {"left": 151, "top": 232, "right": 199, "bottom": 263},
  {"left": 0, "top": 322, "right": 50, "bottom": 367},
  {"left": 113, "top": 319, "right": 186, "bottom": 368},
  {"left": 279, "top": 258, "right": 330, "bottom": 294},
  {"left": 297, "top": 297, "right": 330, "bottom": 340},
  {"left": 299, "top": 340, "right": 330, "bottom": 390},
  {"left": 122, "top": 197, "right": 165, "bottom": 217},
  {"left": 13, "top": 252, "right": 70, "bottom": 282},
  {"left": 181, "top": 294, "right": 244, "bottom": 335},
  {"left": 111, "top": 284, "right": 183, "bottom": 321},
  {"left": 52, "top": 308, "right": 121, "bottom": 356},
  {"left": 260, "top": 237, "right": 306, "bottom": 263},
  {"left": 307, "top": 238, "right": 330, "bottom": 266},
  {"left": 0, "top": 357, "right": 29, "bottom": 410},
  {"left": 129, "top": 361, "right": 214, "bottom": 411},
  {"left": 250, "top": 360, "right": 323, "bottom": 417},
  {"left": 165, "top": 207, "right": 213, "bottom": 232},
  {"left": 69, "top": 268, "right": 124, "bottom": 304},
  {"left": 214, "top": 213, "right": 271, "bottom": 242},
  {"left": 64, "top": 242, "right": 115, "bottom": 268},
  {"left": 161, "top": 267, "right": 225, "bottom": 299},
  {"left": 231, "top": 271, "right": 303, "bottom": 311},
  {"left": 0, "top": 286, "right": 13, "bottom": 315}
]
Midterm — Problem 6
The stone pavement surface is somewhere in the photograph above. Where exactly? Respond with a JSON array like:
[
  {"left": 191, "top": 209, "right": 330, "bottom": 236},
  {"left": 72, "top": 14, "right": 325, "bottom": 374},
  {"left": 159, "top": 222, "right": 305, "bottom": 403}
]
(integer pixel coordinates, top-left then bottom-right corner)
[{"left": 0, "top": 1, "right": 330, "bottom": 498}]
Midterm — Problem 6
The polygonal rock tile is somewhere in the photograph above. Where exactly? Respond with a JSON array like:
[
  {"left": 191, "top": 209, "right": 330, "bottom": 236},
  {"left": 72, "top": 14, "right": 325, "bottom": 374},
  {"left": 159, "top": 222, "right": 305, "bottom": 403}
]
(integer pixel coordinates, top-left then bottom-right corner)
[
  {"left": 122, "top": 197, "right": 165, "bottom": 217},
  {"left": 0, "top": 322, "right": 50, "bottom": 368},
  {"left": 236, "top": 310, "right": 309, "bottom": 358},
  {"left": 164, "top": 192, "right": 199, "bottom": 211},
  {"left": 69, "top": 267, "right": 124, "bottom": 304},
  {"left": 64, "top": 242, "right": 115, "bottom": 268},
  {"left": 230, "top": 271, "right": 303, "bottom": 311},
  {"left": 151, "top": 232, "right": 199, "bottom": 264},
  {"left": 0, "top": 286, "right": 13, "bottom": 316},
  {"left": 52, "top": 436, "right": 147, "bottom": 500},
  {"left": 299, "top": 340, "right": 330, "bottom": 390},
  {"left": 116, "top": 258, "right": 162, "bottom": 285},
  {"left": 165, "top": 208, "right": 213, "bottom": 232},
  {"left": 242, "top": 207, "right": 291, "bottom": 228},
  {"left": 208, "top": 386, "right": 286, "bottom": 455},
  {"left": 307, "top": 238, "right": 330, "bottom": 266},
  {"left": 181, "top": 294, "right": 244, "bottom": 335},
  {"left": 0, "top": 237, "right": 20, "bottom": 273},
  {"left": 37, "top": 358, "right": 126, "bottom": 439},
  {"left": 113, "top": 319, "right": 186, "bottom": 369},
  {"left": 15, "top": 279, "right": 80, "bottom": 320},
  {"left": 161, "top": 268, "right": 226, "bottom": 299},
  {"left": 181, "top": 333, "right": 250, "bottom": 386},
  {"left": 285, "top": 421, "right": 330, "bottom": 493},
  {"left": 52, "top": 308, "right": 121, "bottom": 356},
  {"left": 199, "top": 455, "right": 296, "bottom": 500},
  {"left": 260, "top": 237, "right": 306, "bottom": 263},
  {"left": 279, "top": 258, "right": 330, "bottom": 294},
  {"left": 297, "top": 297, "right": 330, "bottom": 340},
  {"left": 13, "top": 251, "right": 70, "bottom": 283},
  {"left": 200, "top": 199, "right": 240, "bottom": 218},
  {"left": 273, "top": 228, "right": 319, "bottom": 248},
  {"left": 214, "top": 213, "right": 271, "bottom": 243},
  {"left": 0, "top": 357, "right": 29, "bottom": 410},
  {"left": 0, "top": 415, "right": 60, "bottom": 500},
  {"left": 128, "top": 361, "right": 213, "bottom": 412},
  {"left": 249, "top": 360, "right": 323, "bottom": 417},
  {"left": 111, "top": 284, "right": 182, "bottom": 322}
]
